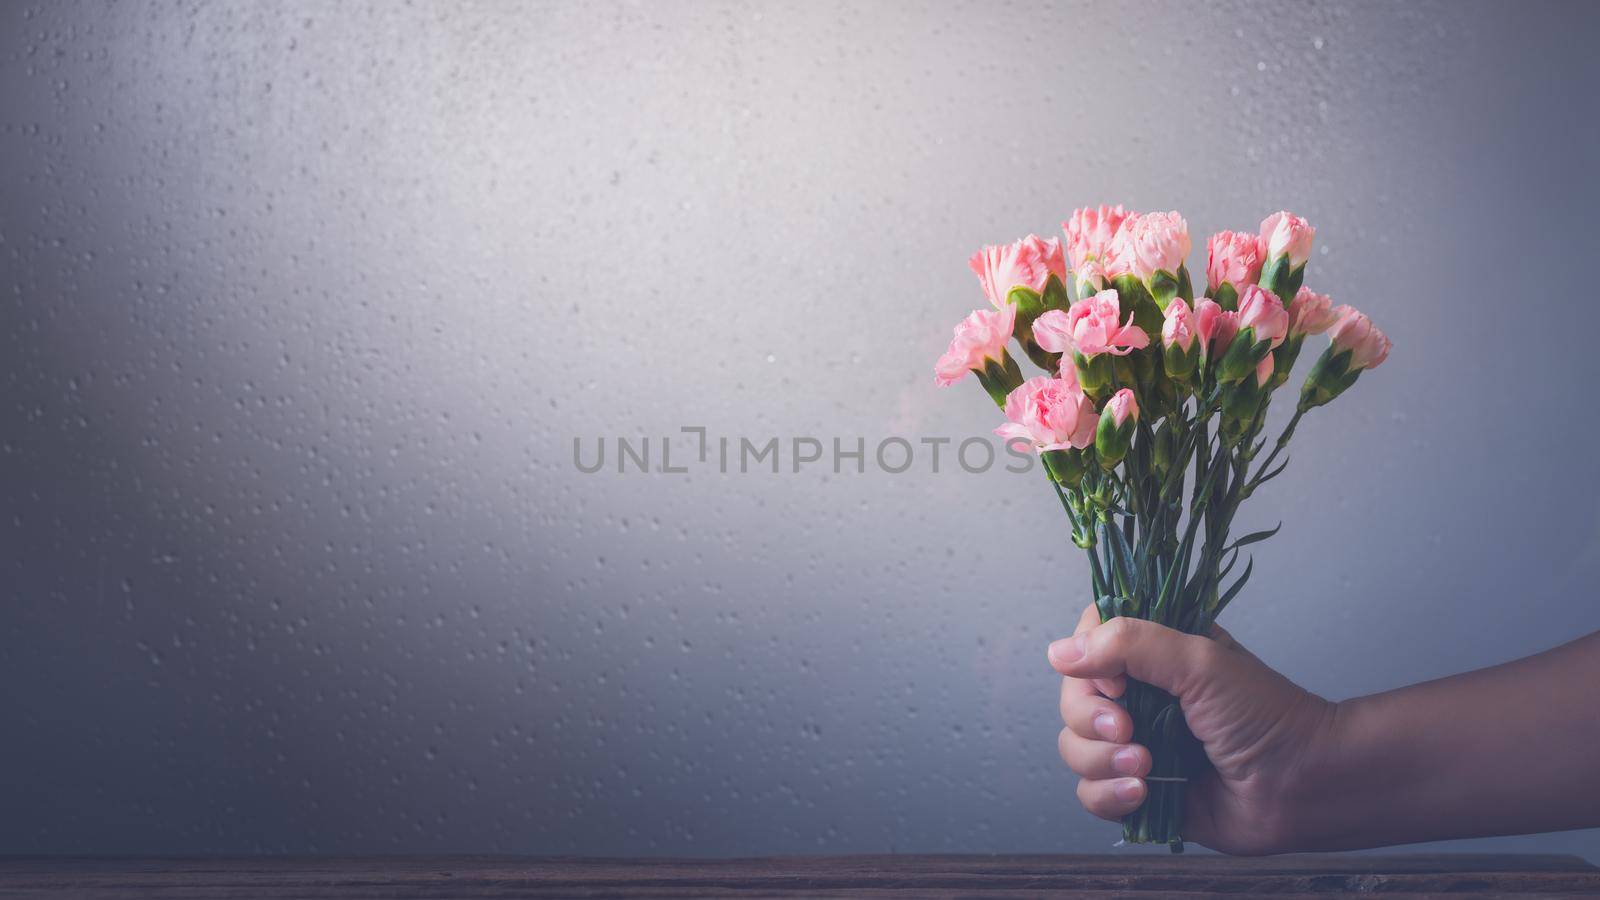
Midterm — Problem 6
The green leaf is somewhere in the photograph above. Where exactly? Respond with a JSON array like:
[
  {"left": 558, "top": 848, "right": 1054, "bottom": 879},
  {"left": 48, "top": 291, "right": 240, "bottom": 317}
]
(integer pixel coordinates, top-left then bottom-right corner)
[
  {"left": 1254, "top": 455, "right": 1291, "bottom": 486},
  {"left": 1224, "top": 523, "right": 1282, "bottom": 553},
  {"left": 1213, "top": 557, "right": 1254, "bottom": 617}
]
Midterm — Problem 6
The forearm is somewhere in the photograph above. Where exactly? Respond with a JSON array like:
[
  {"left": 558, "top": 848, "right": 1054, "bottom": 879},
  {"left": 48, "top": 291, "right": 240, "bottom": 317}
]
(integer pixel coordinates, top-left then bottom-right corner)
[{"left": 1287, "top": 631, "right": 1600, "bottom": 850}]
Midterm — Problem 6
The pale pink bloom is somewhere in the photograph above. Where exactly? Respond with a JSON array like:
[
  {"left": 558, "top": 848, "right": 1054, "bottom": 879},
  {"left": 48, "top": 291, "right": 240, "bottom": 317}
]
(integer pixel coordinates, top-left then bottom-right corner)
[
  {"left": 934, "top": 305, "right": 1016, "bottom": 386},
  {"left": 1031, "top": 290, "right": 1150, "bottom": 357},
  {"left": 1236, "top": 284, "right": 1290, "bottom": 349},
  {"left": 1193, "top": 297, "right": 1222, "bottom": 343},
  {"left": 1205, "top": 230, "right": 1266, "bottom": 292},
  {"left": 1260, "top": 211, "right": 1316, "bottom": 267},
  {"left": 1194, "top": 297, "right": 1241, "bottom": 356},
  {"left": 1063, "top": 204, "right": 1133, "bottom": 272},
  {"left": 1254, "top": 354, "right": 1274, "bottom": 388},
  {"left": 1104, "top": 388, "right": 1139, "bottom": 427},
  {"left": 969, "top": 235, "right": 1067, "bottom": 309},
  {"left": 1288, "top": 287, "right": 1339, "bottom": 336},
  {"left": 1208, "top": 309, "right": 1241, "bottom": 356},
  {"left": 1328, "top": 305, "right": 1391, "bottom": 370},
  {"left": 1106, "top": 211, "right": 1191, "bottom": 282},
  {"left": 1161, "top": 297, "right": 1196, "bottom": 351},
  {"left": 993, "top": 375, "right": 1098, "bottom": 452}
]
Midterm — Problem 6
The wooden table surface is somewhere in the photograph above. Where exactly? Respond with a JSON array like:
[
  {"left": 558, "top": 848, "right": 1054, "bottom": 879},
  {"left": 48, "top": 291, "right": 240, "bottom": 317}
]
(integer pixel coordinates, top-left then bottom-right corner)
[{"left": 3, "top": 853, "right": 1598, "bottom": 897}]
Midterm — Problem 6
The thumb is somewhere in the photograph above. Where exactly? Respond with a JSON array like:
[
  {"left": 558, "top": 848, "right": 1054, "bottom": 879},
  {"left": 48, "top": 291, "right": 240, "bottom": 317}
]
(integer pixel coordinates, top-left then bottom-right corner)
[{"left": 1047, "top": 616, "right": 1220, "bottom": 699}]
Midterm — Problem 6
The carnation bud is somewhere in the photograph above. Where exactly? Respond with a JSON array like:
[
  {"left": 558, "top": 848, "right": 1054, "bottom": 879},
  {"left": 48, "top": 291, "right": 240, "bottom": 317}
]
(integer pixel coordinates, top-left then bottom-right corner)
[
  {"left": 1073, "top": 260, "right": 1106, "bottom": 301},
  {"left": 1161, "top": 298, "right": 1200, "bottom": 380},
  {"left": 1095, "top": 389, "right": 1139, "bottom": 469},
  {"left": 1216, "top": 286, "right": 1288, "bottom": 383},
  {"left": 1300, "top": 306, "right": 1390, "bottom": 410},
  {"left": 1258, "top": 211, "right": 1315, "bottom": 300}
]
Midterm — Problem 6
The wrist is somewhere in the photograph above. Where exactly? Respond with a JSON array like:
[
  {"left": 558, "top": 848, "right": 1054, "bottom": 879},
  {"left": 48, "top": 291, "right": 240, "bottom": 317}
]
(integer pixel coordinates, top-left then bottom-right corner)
[{"left": 1274, "top": 693, "right": 1406, "bottom": 852}]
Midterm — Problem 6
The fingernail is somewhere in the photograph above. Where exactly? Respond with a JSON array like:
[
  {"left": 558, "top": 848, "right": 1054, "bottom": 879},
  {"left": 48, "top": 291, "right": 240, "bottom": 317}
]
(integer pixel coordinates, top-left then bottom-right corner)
[
  {"left": 1113, "top": 747, "right": 1141, "bottom": 775},
  {"left": 1114, "top": 778, "right": 1144, "bottom": 803},
  {"left": 1094, "top": 713, "right": 1119, "bottom": 741},
  {"left": 1048, "top": 635, "right": 1084, "bottom": 667}
]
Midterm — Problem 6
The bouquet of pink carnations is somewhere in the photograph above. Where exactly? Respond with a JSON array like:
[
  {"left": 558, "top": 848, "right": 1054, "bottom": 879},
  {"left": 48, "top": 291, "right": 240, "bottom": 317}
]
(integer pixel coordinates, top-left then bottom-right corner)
[{"left": 936, "top": 207, "right": 1390, "bottom": 851}]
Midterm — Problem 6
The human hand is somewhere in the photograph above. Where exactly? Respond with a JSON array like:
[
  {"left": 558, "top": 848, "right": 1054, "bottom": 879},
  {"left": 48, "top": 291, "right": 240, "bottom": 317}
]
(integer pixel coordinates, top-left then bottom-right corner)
[{"left": 1049, "top": 604, "right": 1336, "bottom": 854}]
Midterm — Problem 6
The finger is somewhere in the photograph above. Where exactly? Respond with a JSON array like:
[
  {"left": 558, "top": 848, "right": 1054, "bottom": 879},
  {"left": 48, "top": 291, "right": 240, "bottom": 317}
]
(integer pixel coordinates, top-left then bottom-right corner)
[
  {"left": 1059, "top": 678, "right": 1131, "bottom": 741},
  {"left": 1058, "top": 727, "right": 1149, "bottom": 779},
  {"left": 1069, "top": 605, "right": 1125, "bottom": 698},
  {"left": 1048, "top": 616, "right": 1222, "bottom": 698},
  {"left": 1077, "top": 776, "right": 1146, "bottom": 821}
]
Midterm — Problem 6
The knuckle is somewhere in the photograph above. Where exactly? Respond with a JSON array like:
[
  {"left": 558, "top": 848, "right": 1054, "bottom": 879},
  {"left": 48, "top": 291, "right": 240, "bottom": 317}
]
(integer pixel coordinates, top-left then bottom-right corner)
[{"left": 1099, "top": 617, "right": 1137, "bottom": 655}]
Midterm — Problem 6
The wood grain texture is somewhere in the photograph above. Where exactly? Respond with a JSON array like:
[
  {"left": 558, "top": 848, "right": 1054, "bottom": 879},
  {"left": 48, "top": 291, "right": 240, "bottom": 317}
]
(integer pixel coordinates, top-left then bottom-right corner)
[{"left": 2, "top": 853, "right": 1598, "bottom": 897}]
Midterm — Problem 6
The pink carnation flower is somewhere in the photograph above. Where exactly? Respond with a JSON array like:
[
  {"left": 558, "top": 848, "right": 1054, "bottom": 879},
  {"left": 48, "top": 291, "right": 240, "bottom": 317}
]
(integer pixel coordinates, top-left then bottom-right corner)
[
  {"left": 1236, "top": 284, "right": 1290, "bottom": 349},
  {"left": 1260, "top": 211, "right": 1316, "bottom": 267},
  {"left": 1062, "top": 205, "right": 1132, "bottom": 272},
  {"left": 969, "top": 235, "right": 1066, "bottom": 309},
  {"left": 1328, "top": 305, "right": 1391, "bottom": 370},
  {"left": 1288, "top": 287, "right": 1340, "bottom": 336},
  {"left": 1195, "top": 299, "right": 1240, "bottom": 357},
  {"left": 1106, "top": 211, "right": 1190, "bottom": 283},
  {"left": 1031, "top": 290, "right": 1150, "bottom": 358},
  {"left": 934, "top": 305, "right": 1016, "bottom": 387},
  {"left": 993, "top": 375, "right": 1098, "bottom": 452},
  {"left": 1205, "top": 230, "right": 1266, "bottom": 292},
  {"left": 1161, "top": 298, "right": 1197, "bottom": 352},
  {"left": 1103, "top": 388, "right": 1139, "bottom": 427}
]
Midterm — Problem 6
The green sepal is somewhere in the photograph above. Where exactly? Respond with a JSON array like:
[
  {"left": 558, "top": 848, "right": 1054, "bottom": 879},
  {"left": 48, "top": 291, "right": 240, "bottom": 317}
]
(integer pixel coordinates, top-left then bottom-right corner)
[
  {"left": 1022, "top": 340, "right": 1062, "bottom": 375},
  {"left": 1148, "top": 269, "right": 1180, "bottom": 311},
  {"left": 1299, "top": 345, "right": 1360, "bottom": 410},
  {"left": 1176, "top": 264, "right": 1194, "bottom": 303},
  {"left": 1075, "top": 351, "right": 1113, "bottom": 395},
  {"left": 1041, "top": 273, "right": 1072, "bottom": 312},
  {"left": 1283, "top": 262, "right": 1306, "bottom": 300},
  {"left": 1111, "top": 273, "right": 1163, "bottom": 338},
  {"left": 1258, "top": 255, "right": 1291, "bottom": 299},
  {"left": 1042, "top": 448, "right": 1087, "bottom": 487},
  {"left": 975, "top": 352, "right": 1025, "bottom": 408},
  {"left": 1213, "top": 282, "right": 1239, "bottom": 311},
  {"left": 1219, "top": 376, "right": 1263, "bottom": 439},
  {"left": 1006, "top": 285, "right": 1060, "bottom": 374},
  {"left": 1007, "top": 285, "right": 1045, "bottom": 317},
  {"left": 1216, "top": 327, "right": 1272, "bottom": 383},
  {"left": 1269, "top": 334, "right": 1305, "bottom": 389},
  {"left": 1130, "top": 344, "right": 1157, "bottom": 387},
  {"left": 1163, "top": 340, "right": 1199, "bottom": 380}
]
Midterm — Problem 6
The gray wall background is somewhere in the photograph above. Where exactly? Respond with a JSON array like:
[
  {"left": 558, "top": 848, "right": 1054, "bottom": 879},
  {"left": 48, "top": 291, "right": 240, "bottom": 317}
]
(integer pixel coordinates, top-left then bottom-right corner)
[{"left": 4, "top": 0, "right": 1600, "bottom": 859}]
